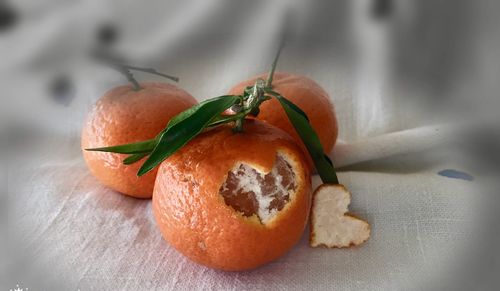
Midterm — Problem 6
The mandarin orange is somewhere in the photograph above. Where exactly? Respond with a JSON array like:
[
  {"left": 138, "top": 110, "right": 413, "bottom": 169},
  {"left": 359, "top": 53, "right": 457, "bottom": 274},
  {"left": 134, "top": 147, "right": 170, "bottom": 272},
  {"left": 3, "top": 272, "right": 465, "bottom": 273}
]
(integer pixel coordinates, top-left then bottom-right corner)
[
  {"left": 228, "top": 72, "right": 338, "bottom": 167},
  {"left": 81, "top": 82, "right": 197, "bottom": 199},
  {"left": 152, "top": 120, "right": 311, "bottom": 271}
]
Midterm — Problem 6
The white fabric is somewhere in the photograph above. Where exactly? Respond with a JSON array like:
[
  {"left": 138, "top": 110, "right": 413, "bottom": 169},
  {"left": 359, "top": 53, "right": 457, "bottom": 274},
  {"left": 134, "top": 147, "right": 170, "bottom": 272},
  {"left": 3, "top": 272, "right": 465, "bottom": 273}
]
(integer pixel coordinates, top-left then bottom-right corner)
[
  {"left": 8, "top": 140, "right": 479, "bottom": 290},
  {"left": 5, "top": 1, "right": 489, "bottom": 290}
]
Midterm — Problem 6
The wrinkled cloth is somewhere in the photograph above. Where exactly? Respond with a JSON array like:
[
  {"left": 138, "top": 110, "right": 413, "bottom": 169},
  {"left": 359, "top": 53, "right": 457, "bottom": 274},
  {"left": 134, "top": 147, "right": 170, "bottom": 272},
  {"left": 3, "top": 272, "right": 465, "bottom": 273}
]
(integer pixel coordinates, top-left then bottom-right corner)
[
  {"left": 4, "top": 1, "right": 494, "bottom": 290},
  {"left": 7, "top": 138, "right": 480, "bottom": 291}
]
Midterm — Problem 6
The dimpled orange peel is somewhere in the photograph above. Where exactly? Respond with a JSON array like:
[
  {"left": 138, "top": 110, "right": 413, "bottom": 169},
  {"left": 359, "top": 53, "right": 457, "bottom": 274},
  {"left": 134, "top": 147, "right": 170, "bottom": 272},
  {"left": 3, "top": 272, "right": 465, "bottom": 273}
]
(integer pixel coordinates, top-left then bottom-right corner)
[
  {"left": 153, "top": 120, "right": 312, "bottom": 271},
  {"left": 82, "top": 82, "right": 197, "bottom": 198}
]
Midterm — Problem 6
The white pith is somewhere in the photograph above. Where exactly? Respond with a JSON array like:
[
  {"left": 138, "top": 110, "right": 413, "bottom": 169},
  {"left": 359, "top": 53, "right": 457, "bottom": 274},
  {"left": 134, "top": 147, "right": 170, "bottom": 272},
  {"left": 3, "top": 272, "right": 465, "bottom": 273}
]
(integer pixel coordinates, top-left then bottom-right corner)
[{"left": 311, "top": 185, "right": 370, "bottom": 247}]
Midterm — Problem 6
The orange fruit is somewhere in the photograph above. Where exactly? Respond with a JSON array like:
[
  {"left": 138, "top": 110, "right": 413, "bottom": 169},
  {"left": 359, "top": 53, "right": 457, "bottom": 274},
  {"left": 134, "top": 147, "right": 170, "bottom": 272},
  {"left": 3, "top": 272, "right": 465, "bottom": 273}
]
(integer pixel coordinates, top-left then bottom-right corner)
[
  {"left": 81, "top": 82, "right": 197, "bottom": 199},
  {"left": 153, "top": 120, "right": 312, "bottom": 271},
  {"left": 228, "top": 72, "right": 338, "bottom": 167}
]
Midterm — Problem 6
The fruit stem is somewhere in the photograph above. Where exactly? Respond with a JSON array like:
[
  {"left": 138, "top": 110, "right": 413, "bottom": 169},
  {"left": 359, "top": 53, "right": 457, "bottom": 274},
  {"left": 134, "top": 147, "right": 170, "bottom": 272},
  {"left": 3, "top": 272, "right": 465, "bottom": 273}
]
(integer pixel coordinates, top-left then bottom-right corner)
[
  {"left": 118, "top": 67, "right": 142, "bottom": 91},
  {"left": 93, "top": 52, "right": 179, "bottom": 89},
  {"left": 266, "top": 40, "right": 284, "bottom": 88},
  {"left": 208, "top": 112, "right": 245, "bottom": 127},
  {"left": 118, "top": 64, "right": 179, "bottom": 83},
  {"left": 233, "top": 118, "right": 244, "bottom": 133},
  {"left": 265, "top": 18, "right": 288, "bottom": 88},
  {"left": 233, "top": 23, "right": 287, "bottom": 132}
]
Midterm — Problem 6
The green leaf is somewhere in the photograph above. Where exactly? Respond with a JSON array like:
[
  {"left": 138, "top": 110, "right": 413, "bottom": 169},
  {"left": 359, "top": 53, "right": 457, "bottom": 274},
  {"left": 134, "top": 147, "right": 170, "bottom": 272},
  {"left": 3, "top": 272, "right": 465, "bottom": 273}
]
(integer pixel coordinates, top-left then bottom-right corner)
[
  {"left": 167, "top": 103, "right": 202, "bottom": 129},
  {"left": 86, "top": 96, "right": 240, "bottom": 155},
  {"left": 274, "top": 94, "right": 338, "bottom": 184},
  {"left": 85, "top": 138, "right": 157, "bottom": 154},
  {"left": 265, "top": 89, "right": 309, "bottom": 122},
  {"left": 123, "top": 153, "right": 149, "bottom": 165},
  {"left": 137, "top": 95, "right": 239, "bottom": 176},
  {"left": 166, "top": 95, "right": 240, "bottom": 130},
  {"left": 324, "top": 154, "right": 334, "bottom": 166}
]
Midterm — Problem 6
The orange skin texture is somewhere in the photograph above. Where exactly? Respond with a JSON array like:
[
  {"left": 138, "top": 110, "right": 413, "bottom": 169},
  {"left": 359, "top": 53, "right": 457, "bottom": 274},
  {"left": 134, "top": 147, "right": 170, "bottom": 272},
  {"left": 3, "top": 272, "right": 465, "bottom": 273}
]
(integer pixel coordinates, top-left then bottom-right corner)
[
  {"left": 228, "top": 72, "right": 338, "bottom": 168},
  {"left": 81, "top": 82, "right": 197, "bottom": 199},
  {"left": 153, "top": 120, "right": 312, "bottom": 271}
]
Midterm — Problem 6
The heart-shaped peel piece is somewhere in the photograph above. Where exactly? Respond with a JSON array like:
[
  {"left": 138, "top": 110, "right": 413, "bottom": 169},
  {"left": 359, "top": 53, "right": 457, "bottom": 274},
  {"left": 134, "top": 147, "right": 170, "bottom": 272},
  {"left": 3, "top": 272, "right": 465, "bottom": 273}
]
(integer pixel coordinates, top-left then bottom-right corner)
[{"left": 310, "top": 184, "right": 370, "bottom": 248}]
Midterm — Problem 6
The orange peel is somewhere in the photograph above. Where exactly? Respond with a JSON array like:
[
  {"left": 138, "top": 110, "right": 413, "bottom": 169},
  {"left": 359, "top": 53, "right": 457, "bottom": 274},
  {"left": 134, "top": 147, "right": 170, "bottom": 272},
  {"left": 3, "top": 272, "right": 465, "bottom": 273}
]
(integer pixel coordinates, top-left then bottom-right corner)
[{"left": 310, "top": 184, "right": 370, "bottom": 248}]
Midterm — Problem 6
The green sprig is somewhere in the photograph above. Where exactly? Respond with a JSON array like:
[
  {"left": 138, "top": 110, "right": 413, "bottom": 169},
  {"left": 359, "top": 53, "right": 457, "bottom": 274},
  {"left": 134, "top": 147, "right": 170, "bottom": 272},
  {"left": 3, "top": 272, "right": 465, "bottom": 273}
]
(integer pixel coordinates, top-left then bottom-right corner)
[{"left": 86, "top": 37, "right": 339, "bottom": 183}]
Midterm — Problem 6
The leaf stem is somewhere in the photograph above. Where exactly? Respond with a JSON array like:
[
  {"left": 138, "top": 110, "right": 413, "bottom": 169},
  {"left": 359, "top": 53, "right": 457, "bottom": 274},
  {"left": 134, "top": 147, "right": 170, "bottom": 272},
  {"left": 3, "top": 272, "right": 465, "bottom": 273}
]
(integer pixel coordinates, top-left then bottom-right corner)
[
  {"left": 208, "top": 113, "right": 245, "bottom": 127},
  {"left": 266, "top": 40, "right": 284, "bottom": 88},
  {"left": 265, "top": 17, "right": 288, "bottom": 88},
  {"left": 118, "top": 64, "right": 179, "bottom": 82},
  {"left": 94, "top": 52, "right": 179, "bottom": 89},
  {"left": 119, "top": 67, "right": 141, "bottom": 91}
]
